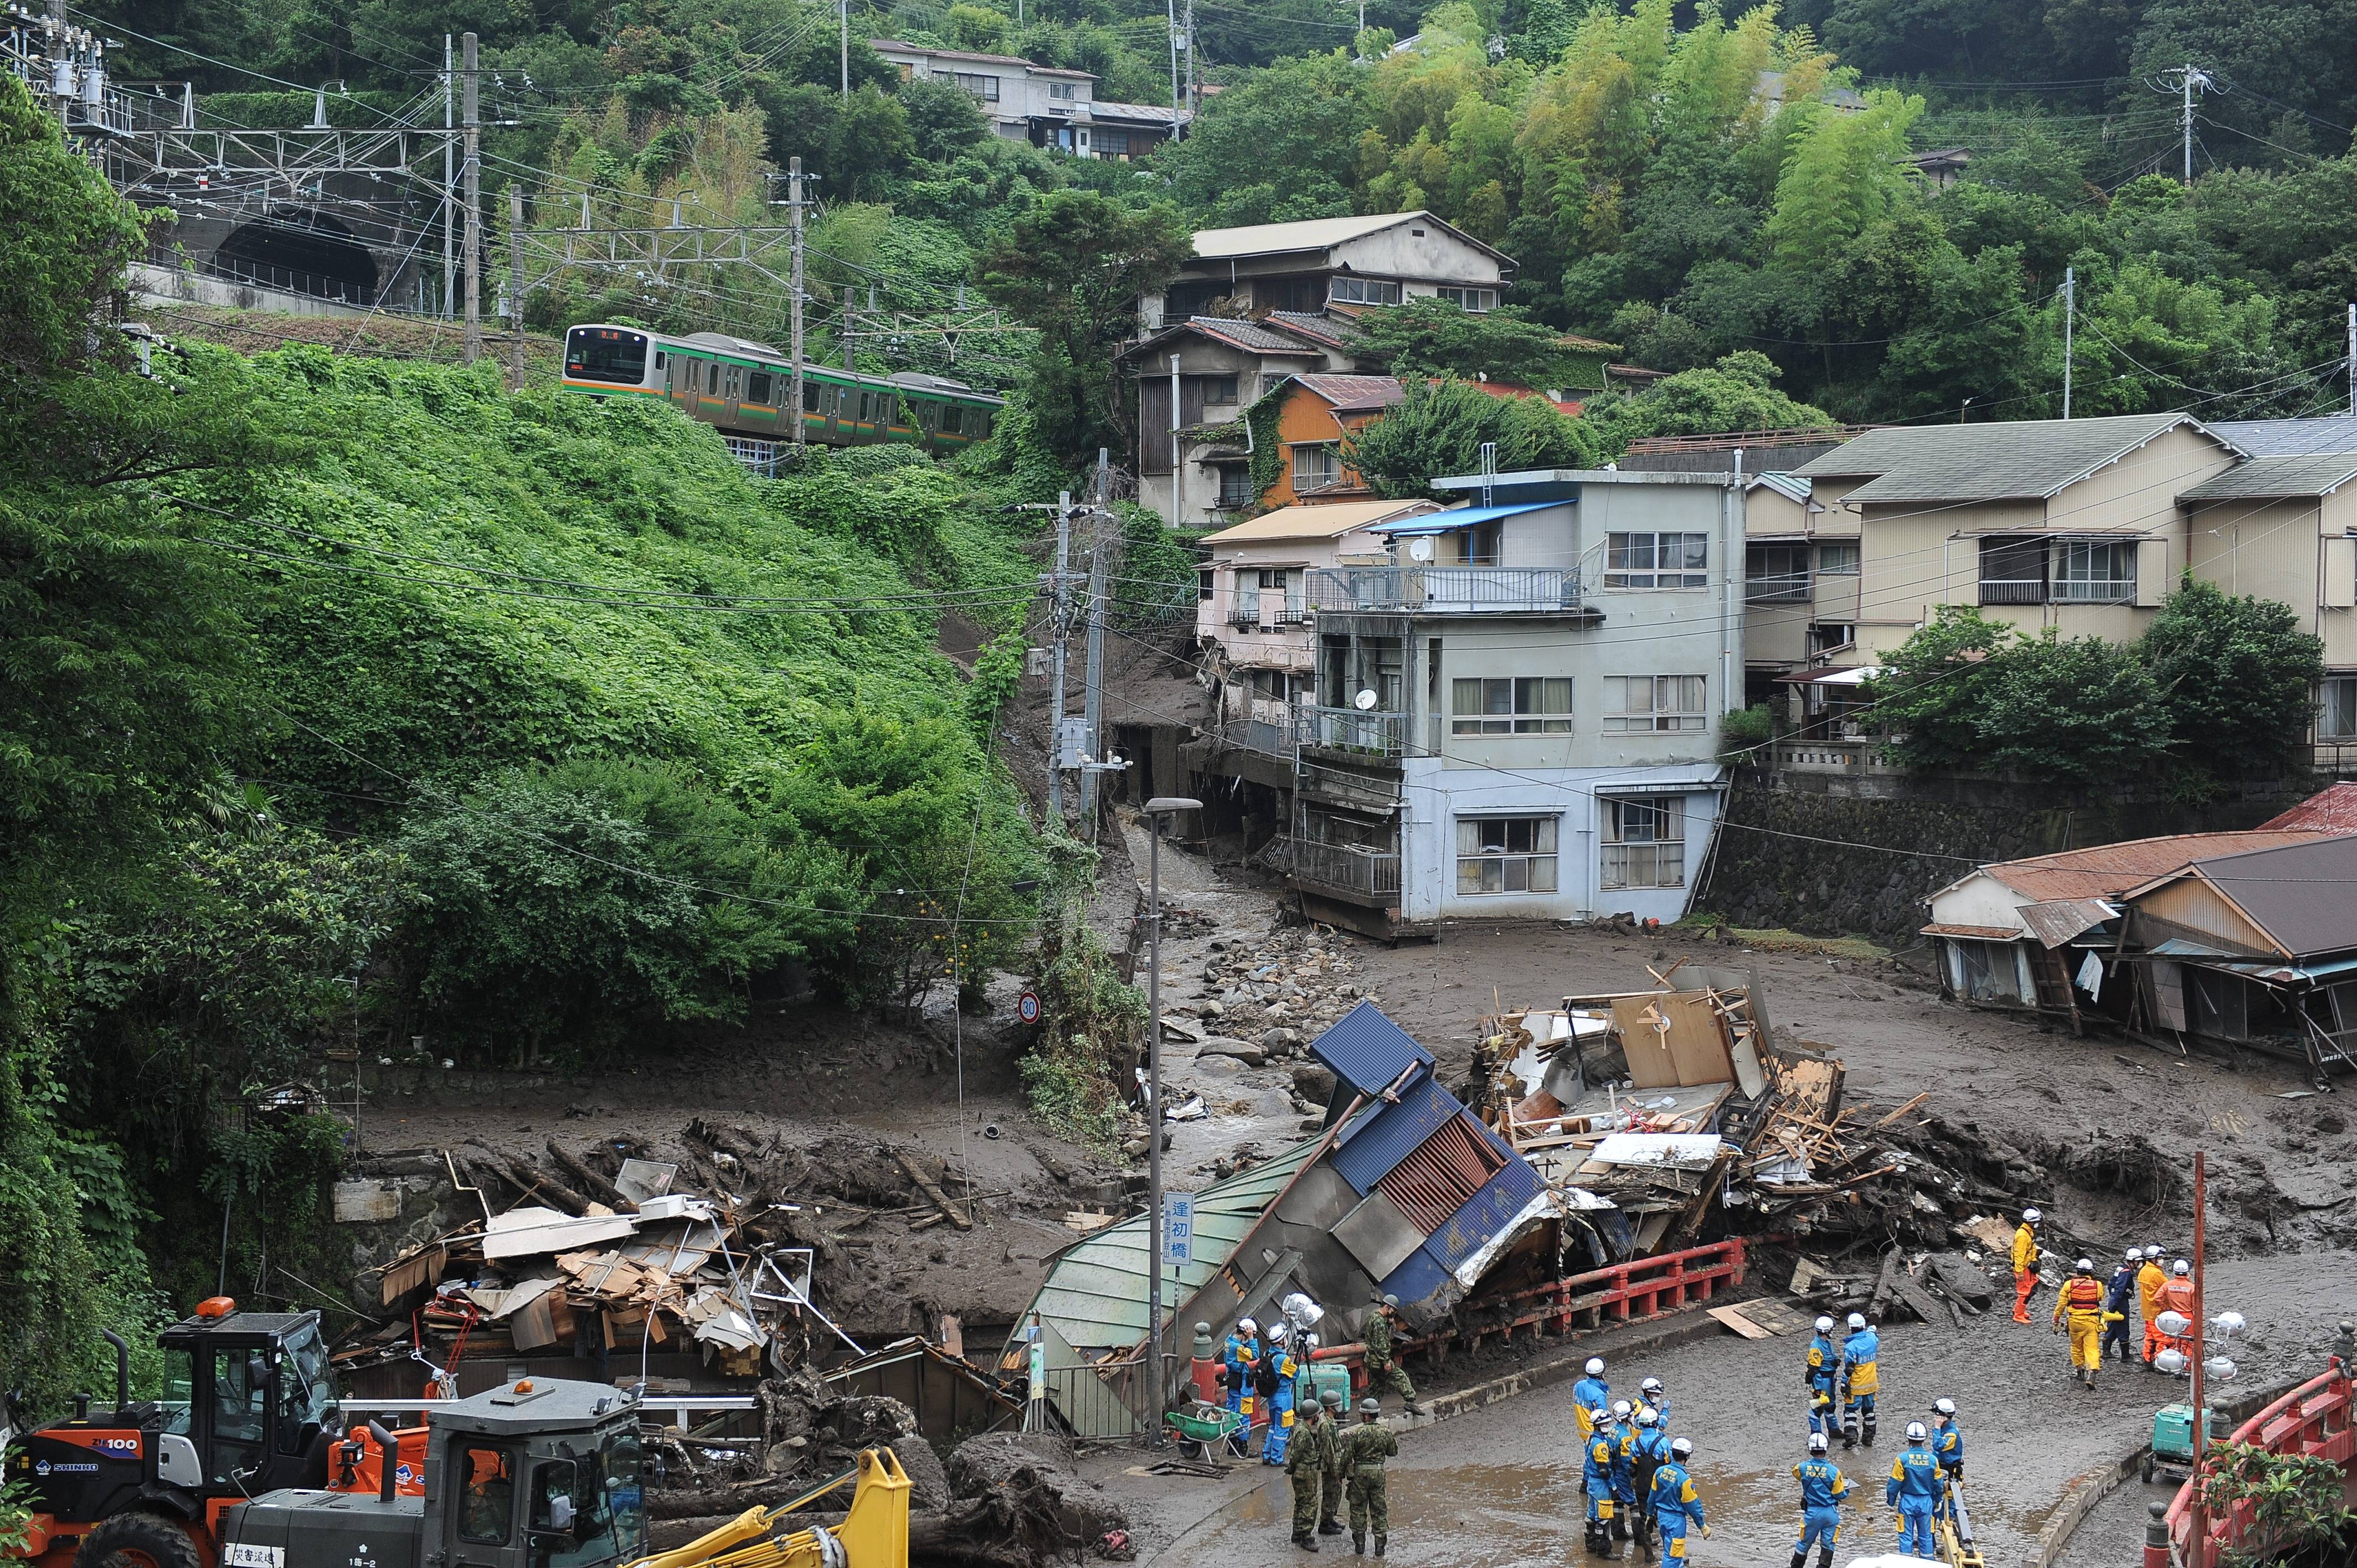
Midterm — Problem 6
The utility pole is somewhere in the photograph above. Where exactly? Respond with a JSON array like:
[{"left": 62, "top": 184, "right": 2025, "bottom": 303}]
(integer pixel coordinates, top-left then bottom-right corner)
[
  {"left": 1166, "top": 0, "right": 1180, "bottom": 130},
  {"left": 1169, "top": 353, "right": 1184, "bottom": 528},
  {"left": 840, "top": 0, "right": 850, "bottom": 98},
  {"left": 788, "top": 157, "right": 807, "bottom": 445},
  {"left": 1047, "top": 493, "right": 1073, "bottom": 827},
  {"left": 843, "top": 285, "right": 856, "bottom": 372},
  {"left": 2150, "top": 63, "right": 2218, "bottom": 185},
  {"left": 2062, "top": 265, "right": 2074, "bottom": 419},
  {"left": 462, "top": 32, "right": 481, "bottom": 364},
  {"left": 1182, "top": 0, "right": 1195, "bottom": 128},
  {"left": 506, "top": 184, "right": 526, "bottom": 390},
  {"left": 2346, "top": 302, "right": 2354, "bottom": 412},
  {"left": 442, "top": 35, "right": 454, "bottom": 318},
  {"left": 1080, "top": 450, "right": 1110, "bottom": 836}
]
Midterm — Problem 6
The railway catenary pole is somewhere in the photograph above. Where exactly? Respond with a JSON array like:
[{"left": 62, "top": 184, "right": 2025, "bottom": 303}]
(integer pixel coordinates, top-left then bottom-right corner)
[
  {"left": 844, "top": 286, "right": 856, "bottom": 373},
  {"left": 506, "top": 185, "right": 526, "bottom": 390},
  {"left": 462, "top": 32, "right": 481, "bottom": 364},
  {"left": 788, "top": 157, "right": 807, "bottom": 445},
  {"left": 1166, "top": 0, "right": 1180, "bottom": 129},
  {"left": 442, "top": 35, "right": 454, "bottom": 318},
  {"left": 839, "top": 0, "right": 850, "bottom": 98}
]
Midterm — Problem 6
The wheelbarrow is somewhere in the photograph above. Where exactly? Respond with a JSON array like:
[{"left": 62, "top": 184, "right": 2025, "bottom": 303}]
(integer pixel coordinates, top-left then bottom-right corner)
[
  {"left": 1165, "top": 1400, "right": 1245, "bottom": 1462},
  {"left": 2142, "top": 1402, "right": 2218, "bottom": 1487}
]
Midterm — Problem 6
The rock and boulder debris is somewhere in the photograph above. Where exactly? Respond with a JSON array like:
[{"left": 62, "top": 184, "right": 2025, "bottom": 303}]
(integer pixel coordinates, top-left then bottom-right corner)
[
  {"left": 945, "top": 1432, "right": 1128, "bottom": 1543},
  {"left": 1195, "top": 1036, "right": 1265, "bottom": 1067},
  {"left": 1291, "top": 1061, "right": 1337, "bottom": 1102}
]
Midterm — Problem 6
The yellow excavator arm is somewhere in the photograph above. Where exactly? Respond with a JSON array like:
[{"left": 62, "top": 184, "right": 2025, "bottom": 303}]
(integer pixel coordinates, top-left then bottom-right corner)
[{"left": 628, "top": 1449, "right": 910, "bottom": 1568}]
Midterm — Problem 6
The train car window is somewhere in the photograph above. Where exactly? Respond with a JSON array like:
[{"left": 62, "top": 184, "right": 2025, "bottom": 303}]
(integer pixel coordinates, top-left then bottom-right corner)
[
  {"left": 802, "top": 383, "right": 821, "bottom": 414},
  {"left": 940, "top": 406, "right": 964, "bottom": 436},
  {"left": 724, "top": 367, "right": 739, "bottom": 398},
  {"left": 707, "top": 362, "right": 720, "bottom": 395},
  {"left": 748, "top": 372, "right": 773, "bottom": 404},
  {"left": 857, "top": 391, "right": 871, "bottom": 423},
  {"left": 565, "top": 328, "right": 648, "bottom": 385},
  {"left": 654, "top": 350, "right": 665, "bottom": 369}
]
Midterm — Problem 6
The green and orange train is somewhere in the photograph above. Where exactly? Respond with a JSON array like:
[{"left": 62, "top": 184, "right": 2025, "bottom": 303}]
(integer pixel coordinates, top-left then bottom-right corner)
[{"left": 562, "top": 324, "right": 1002, "bottom": 458}]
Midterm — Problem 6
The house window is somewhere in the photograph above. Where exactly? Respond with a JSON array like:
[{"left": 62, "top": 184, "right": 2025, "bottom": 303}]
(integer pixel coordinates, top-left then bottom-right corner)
[
  {"left": 1809, "top": 622, "right": 1855, "bottom": 655},
  {"left": 1217, "top": 466, "right": 1253, "bottom": 508},
  {"left": 747, "top": 371, "right": 773, "bottom": 404},
  {"left": 1048, "top": 81, "right": 1077, "bottom": 99},
  {"left": 1605, "top": 532, "right": 1709, "bottom": 589},
  {"left": 1949, "top": 939, "right": 2027, "bottom": 1004},
  {"left": 2322, "top": 676, "right": 2357, "bottom": 739},
  {"left": 2054, "top": 539, "right": 2136, "bottom": 604},
  {"left": 1600, "top": 797, "right": 1686, "bottom": 889},
  {"left": 1327, "top": 276, "right": 1402, "bottom": 306},
  {"left": 1816, "top": 542, "right": 1859, "bottom": 575},
  {"left": 1451, "top": 677, "right": 1573, "bottom": 735},
  {"left": 1603, "top": 675, "right": 1707, "bottom": 733},
  {"left": 1744, "top": 543, "right": 1812, "bottom": 603},
  {"left": 1455, "top": 817, "right": 1558, "bottom": 895},
  {"left": 1197, "top": 566, "right": 1216, "bottom": 602},
  {"left": 1291, "top": 444, "right": 1340, "bottom": 492},
  {"left": 1979, "top": 536, "right": 2047, "bottom": 605},
  {"left": 1095, "top": 128, "right": 1131, "bottom": 157},
  {"left": 1435, "top": 286, "right": 1496, "bottom": 311},
  {"left": 952, "top": 73, "right": 1000, "bottom": 101},
  {"left": 1205, "top": 375, "right": 1239, "bottom": 404},
  {"left": 1232, "top": 571, "right": 1263, "bottom": 626}
]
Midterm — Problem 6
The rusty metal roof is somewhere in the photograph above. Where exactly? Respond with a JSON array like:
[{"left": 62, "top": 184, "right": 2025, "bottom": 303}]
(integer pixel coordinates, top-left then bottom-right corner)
[
  {"left": 1920, "top": 922, "right": 2024, "bottom": 941},
  {"left": 2017, "top": 898, "right": 2114, "bottom": 948},
  {"left": 1976, "top": 831, "right": 2335, "bottom": 901},
  {"left": 2259, "top": 783, "right": 2357, "bottom": 834}
]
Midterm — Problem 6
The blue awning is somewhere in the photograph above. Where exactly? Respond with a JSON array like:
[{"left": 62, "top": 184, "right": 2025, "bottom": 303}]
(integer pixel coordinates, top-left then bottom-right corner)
[{"left": 1368, "top": 499, "right": 1564, "bottom": 535}]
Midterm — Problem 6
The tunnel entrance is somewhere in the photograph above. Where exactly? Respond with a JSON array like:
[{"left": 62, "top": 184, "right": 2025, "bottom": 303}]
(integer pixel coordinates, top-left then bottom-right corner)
[{"left": 213, "top": 208, "right": 379, "bottom": 303}]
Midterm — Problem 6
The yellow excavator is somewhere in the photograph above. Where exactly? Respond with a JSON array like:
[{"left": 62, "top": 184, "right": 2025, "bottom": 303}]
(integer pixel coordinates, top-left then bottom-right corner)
[{"left": 636, "top": 1448, "right": 912, "bottom": 1568}]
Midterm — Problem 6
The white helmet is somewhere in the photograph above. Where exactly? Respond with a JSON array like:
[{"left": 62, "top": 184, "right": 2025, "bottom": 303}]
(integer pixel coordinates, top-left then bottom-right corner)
[
  {"left": 1815, "top": 1315, "right": 1835, "bottom": 1334},
  {"left": 1933, "top": 1398, "right": 1957, "bottom": 1418},
  {"left": 1269, "top": 1321, "right": 1289, "bottom": 1343},
  {"left": 1670, "top": 1437, "right": 1693, "bottom": 1458},
  {"left": 1636, "top": 1405, "right": 1659, "bottom": 1428},
  {"left": 2125, "top": 1248, "right": 2142, "bottom": 1263},
  {"left": 1589, "top": 1406, "right": 1610, "bottom": 1426},
  {"left": 2145, "top": 1244, "right": 2163, "bottom": 1260},
  {"left": 2174, "top": 1259, "right": 2191, "bottom": 1276},
  {"left": 1640, "top": 1377, "right": 1664, "bottom": 1398},
  {"left": 1611, "top": 1400, "right": 1632, "bottom": 1420},
  {"left": 1585, "top": 1358, "right": 1605, "bottom": 1376},
  {"left": 1846, "top": 1313, "right": 1867, "bottom": 1332},
  {"left": 1238, "top": 1317, "right": 1258, "bottom": 1334},
  {"left": 2023, "top": 1207, "right": 2042, "bottom": 1224},
  {"left": 1808, "top": 1431, "right": 1829, "bottom": 1453},
  {"left": 2075, "top": 1257, "right": 2095, "bottom": 1272},
  {"left": 1906, "top": 1422, "right": 1928, "bottom": 1443}
]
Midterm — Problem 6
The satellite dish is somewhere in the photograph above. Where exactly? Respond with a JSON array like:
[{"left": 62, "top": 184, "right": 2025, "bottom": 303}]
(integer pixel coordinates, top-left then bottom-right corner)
[
  {"left": 1406, "top": 535, "right": 1434, "bottom": 562},
  {"left": 1354, "top": 689, "right": 1379, "bottom": 711}
]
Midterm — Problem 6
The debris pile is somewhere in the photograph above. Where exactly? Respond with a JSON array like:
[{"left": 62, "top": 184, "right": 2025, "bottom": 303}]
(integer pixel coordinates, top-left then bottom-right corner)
[
  {"left": 1173, "top": 926, "right": 1376, "bottom": 1060},
  {"left": 348, "top": 1127, "right": 989, "bottom": 1381}
]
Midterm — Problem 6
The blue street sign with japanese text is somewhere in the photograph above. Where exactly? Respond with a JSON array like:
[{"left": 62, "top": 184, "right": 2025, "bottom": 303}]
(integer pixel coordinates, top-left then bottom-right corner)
[{"left": 1164, "top": 1192, "right": 1195, "bottom": 1266}]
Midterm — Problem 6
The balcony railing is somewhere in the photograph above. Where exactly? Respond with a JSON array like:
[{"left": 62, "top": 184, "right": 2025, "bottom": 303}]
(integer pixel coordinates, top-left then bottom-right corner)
[
  {"left": 1978, "top": 578, "right": 2045, "bottom": 606},
  {"left": 1295, "top": 704, "right": 1408, "bottom": 756},
  {"left": 1305, "top": 566, "right": 1582, "bottom": 615},
  {"left": 1744, "top": 572, "right": 1812, "bottom": 604},
  {"left": 1290, "top": 839, "right": 1402, "bottom": 898},
  {"left": 2052, "top": 578, "right": 2134, "bottom": 604}
]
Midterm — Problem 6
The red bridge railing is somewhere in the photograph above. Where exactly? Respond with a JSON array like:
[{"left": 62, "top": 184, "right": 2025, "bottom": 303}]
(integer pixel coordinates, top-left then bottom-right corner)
[
  {"left": 1403, "top": 1239, "right": 1747, "bottom": 1368},
  {"left": 2147, "top": 1330, "right": 2356, "bottom": 1568}
]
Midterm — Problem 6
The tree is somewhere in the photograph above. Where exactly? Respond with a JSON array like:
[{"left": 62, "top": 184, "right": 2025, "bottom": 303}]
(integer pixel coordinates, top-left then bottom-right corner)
[
  {"left": 896, "top": 76, "right": 990, "bottom": 165},
  {"left": 1342, "top": 376, "right": 1603, "bottom": 497},
  {"left": 1586, "top": 350, "right": 1834, "bottom": 446},
  {"left": 1154, "top": 52, "right": 1373, "bottom": 222},
  {"left": 1977, "top": 631, "right": 2171, "bottom": 783},
  {"left": 2198, "top": 1441, "right": 2357, "bottom": 1567},
  {"left": 979, "top": 190, "right": 1191, "bottom": 463},
  {"left": 1764, "top": 88, "right": 1925, "bottom": 271},
  {"left": 1352, "top": 299, "right": 1612, "bottom": 390},
  {"left": 1864, "top": 606, "right": 2018, "bottom": 772},
  {"left": 2139, "top": 578, "right": 2325, "bottom": 778}
]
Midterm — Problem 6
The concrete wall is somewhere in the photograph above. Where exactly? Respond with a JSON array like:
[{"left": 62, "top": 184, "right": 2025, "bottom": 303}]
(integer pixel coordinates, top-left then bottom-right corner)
[
  {"left": 129, "top": 259, "right": 372, "bottom": 318},
  {"left": 1327, "top": 224, "right": 1507, "bottom": 287},
  {"left": 2186, "top": 493, "right": 2357, "bottom": 669},
  {"left": 1699, "top": 770, "right": 2318, "bottom": 948}
]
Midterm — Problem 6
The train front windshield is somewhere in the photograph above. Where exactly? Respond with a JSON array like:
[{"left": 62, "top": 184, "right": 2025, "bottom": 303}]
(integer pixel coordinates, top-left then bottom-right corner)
[{"left": 567, "top": 327, "right": 649, "bottom": 385}]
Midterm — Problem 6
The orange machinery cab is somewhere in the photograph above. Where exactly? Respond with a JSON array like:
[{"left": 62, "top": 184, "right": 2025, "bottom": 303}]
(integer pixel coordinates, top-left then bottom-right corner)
[{"left": 1, "top": 1301, "right": 405, "bottom": 1568}]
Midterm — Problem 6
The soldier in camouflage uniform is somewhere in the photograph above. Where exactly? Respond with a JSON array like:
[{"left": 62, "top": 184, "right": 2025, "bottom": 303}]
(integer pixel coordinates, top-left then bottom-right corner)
[
  {"left": 1361, "top": 1294, "right": 1423, "bottom": 1414},
  {"left": 1284, "top": 1390, "right": 1339, "bottom": 1550},
  {"left": 1344, "top": 1397, "right": 1399, "bottom": 1557},
  {"left": 1318, "top": 1389, "right": 1349, "bottom": 1536}
]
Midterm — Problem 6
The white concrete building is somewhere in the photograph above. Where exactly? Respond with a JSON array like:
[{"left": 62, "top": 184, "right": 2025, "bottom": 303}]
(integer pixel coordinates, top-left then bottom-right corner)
[
  {"left": 868, "top": 40, "right": 1174, "bottom": 158},
  {"left": 1288, "top": 470, "right": 1737, "bottom": 938}
]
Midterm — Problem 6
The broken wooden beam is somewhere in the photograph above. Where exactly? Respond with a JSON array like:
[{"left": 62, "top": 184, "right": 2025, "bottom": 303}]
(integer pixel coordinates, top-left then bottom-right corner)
[
  {"left": 547, "top": 1139, "right": 637, "bottom": 1213},
  {"left": 895, "top": 1152, "right": 972, "bottom": 1231}
]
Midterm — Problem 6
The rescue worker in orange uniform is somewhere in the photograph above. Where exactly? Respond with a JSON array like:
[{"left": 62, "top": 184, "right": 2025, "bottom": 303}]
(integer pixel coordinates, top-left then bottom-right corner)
[
  {"left": 2155, "top": 1259, "right": 2198, "bottom": 1365},
  {"left": 2010, "top": 1208, "right": 2044, "bottom": 1324},
  {"left": 2051, "top": 1257, "right": 2107, "bottom": 1390},
  {"left": 2137, "top": 1246, "right": 2169, "bottom": 1368}
]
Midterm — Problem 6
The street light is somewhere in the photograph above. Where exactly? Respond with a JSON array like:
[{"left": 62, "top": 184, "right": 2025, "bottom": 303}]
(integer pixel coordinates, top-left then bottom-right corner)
[{"left": 1143, "top": 794, "right": 1201, "bottom": 1446}]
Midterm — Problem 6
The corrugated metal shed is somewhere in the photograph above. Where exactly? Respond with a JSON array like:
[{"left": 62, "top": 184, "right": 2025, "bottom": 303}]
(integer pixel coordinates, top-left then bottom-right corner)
[
  {"left": 1332, "top": 1076, "right": 1458, "bottom": 1193},
  {"left": 2017, "top": 898, "right": 2113, "bottom": 948},
  {"left": 1021, "top": 1136, "right": 1320, "bottom": 1353},
  {"left": 1313, "top": 1001, "right": 1434, "bottom": 1095},
  {"left": 2176, "top": 834, "right": 2357, "bottom": 960},
  {"left": 1426, "top": 1161, "right": 1545, "bottom": 1273}
]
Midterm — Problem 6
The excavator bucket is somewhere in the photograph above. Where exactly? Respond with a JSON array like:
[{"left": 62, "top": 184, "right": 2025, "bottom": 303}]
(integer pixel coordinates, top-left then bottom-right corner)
[
  {"left": 835, "top": 1449, "right": 911, "bottom": 1568},
  {"left": 618, "top": 1449, "right": 910, "bottom": 1568}
]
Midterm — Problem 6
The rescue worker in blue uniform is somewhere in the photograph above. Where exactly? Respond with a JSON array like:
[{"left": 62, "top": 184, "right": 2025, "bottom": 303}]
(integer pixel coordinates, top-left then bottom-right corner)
[
  {"left": 2103, "top": 1249, "right": 2140, "bottom": 1364},
  {"left": 1607, "top": 1401, "right": 1638, "bottom": 1544},
  {"left": 1887, "top": 1422, "right": 1943, "bottom": 1559},
  {"left": 1790, "top": 1430, "right": 1849, "bottom": 1568},
  {"left": 1629, "top": 1407, "right": 1672, "bottom": 1559},
  {"left": 1582, "top": 1408, "right": 1621, "bottom": 1559},
  {"left": 1649, "top": 1437, "right": 1709, "bottom": 1563},
  {"left": 1262, "top": 1322, "right": 1301, "bottom": 1466},
  {"left": 1805, "top": 1315, "right": 1840, "bottom": 1440},
  {"left": 1224, "top": 1318, "right": 1261, "bottom": 1456},
  {"left": 1839, "top": 1312, "right": 1880, "bottom": 1448},
  {"left": 1929, "top": 1397, "right": 1969, "bottom": 1543},
  {"left": 1572, "top": 1358, "right": 1610, "bottom": 1441},
  {"left": 1638, "top": 1377, "right": 1668, "bottom": 1425}
]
